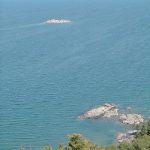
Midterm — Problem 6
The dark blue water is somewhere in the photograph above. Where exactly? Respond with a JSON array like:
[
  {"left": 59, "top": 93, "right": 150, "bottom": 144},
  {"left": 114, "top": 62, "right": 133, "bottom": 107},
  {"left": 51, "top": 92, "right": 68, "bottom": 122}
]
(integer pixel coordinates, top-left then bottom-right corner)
[{"left": 1, "top": 0, "right": 150, "bottom": 149}]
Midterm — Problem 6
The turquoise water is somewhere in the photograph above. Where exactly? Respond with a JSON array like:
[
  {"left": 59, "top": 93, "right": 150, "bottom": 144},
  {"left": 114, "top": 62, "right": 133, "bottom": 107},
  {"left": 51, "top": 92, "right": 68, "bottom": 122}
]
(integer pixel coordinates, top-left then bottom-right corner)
[{"left": 1, "top": 0, "right": 150, "bottom": 149}]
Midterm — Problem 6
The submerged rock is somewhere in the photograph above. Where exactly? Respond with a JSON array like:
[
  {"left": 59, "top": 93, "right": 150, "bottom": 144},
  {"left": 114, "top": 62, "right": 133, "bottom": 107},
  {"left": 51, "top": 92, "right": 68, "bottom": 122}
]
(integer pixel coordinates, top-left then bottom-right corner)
[{"left": 79, "top": 103, "right": 119, "bottom": 119}]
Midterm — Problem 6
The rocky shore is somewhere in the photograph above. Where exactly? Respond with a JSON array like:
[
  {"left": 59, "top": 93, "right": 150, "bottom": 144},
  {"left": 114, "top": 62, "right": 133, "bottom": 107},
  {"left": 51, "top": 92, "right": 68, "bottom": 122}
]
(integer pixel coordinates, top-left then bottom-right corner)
[
  {"left": 45, "top": 19, "right": 71, "bottom": 24},
  {"left": 78, "top": 103, "right": 145, "bottom": 143},
  {"left": 78, "top": 103, "right": 144, "bottom": 125},
  {"left": 117, "top": 130, "right": 138, "bottom": 143},
  {"left": 119, "top": 114, "right": 144, "bottom": 125}
]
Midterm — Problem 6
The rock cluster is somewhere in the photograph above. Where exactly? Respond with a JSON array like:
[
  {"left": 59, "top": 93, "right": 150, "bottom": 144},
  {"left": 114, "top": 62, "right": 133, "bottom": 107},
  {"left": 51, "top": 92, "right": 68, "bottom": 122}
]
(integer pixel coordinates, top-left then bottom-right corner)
[
  {"left": 45, "top": 19, "right": 71, "bottom": 24},
  {"left": 119, "top": 114, "right": 144, "bottom": 125},
  {"left": 79, "top": 103, "right": 144, "bottom": 125},
  {"left": 79, "top": 103, "right": 145, "bottom": 143},
  {"left": 117, "top": 130, "right": 138, "bottom": 143},
  {"left": 79, "top": 103, "right": 119, "bottom": 119}
]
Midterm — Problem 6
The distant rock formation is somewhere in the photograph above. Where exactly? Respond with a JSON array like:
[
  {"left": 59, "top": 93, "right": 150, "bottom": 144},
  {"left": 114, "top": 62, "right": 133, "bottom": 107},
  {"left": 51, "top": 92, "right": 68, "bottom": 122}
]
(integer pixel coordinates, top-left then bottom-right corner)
[
  {"left": 78, "top": 103, "right": 119, "bottom": 119},
  {"left": 45, "top": 19, "right": 71, "bottom": 24},
  {"left": 78, "top": 103, "right": 144, "bottom": 125}
]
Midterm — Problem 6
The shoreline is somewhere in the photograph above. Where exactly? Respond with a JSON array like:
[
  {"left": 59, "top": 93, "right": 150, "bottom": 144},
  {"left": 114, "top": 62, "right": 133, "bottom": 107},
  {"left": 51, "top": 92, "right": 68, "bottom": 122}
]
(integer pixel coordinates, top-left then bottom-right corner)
[{"left": 78, "top": 103, "right": 145, "bottom": 143}]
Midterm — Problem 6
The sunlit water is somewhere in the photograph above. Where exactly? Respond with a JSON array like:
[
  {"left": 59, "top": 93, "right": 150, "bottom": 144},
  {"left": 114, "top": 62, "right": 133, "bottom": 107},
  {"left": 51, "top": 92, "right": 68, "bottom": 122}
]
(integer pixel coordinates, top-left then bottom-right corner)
[{"left": 0, "top": 0, "right": 150, "bottom": 149}]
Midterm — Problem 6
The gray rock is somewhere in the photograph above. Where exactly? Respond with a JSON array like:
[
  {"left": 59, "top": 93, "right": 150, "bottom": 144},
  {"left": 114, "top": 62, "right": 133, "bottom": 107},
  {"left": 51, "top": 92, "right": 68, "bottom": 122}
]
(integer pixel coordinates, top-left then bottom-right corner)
[
  {"left": 119, "top": 114, "right": 144, "bottom": 125},
  {"left": 79, "top": 103, "right": 144, "bottom": 125},
  {"left": 78, "top": 103, "right": 119, "bottom": 119},
  {"left": 117, "top": 130, "right": 138, "bottom": 143}
]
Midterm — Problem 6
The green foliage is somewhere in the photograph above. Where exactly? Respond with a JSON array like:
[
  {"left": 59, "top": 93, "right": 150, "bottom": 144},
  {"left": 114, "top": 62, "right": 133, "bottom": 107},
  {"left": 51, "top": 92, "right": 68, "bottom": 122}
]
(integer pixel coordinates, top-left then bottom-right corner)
[
  {"left": 118, "top": 142, "right": 134, "bottom": 150},
  {"left": 58, "top": 144, "right": 65, "bottom": 150},
  {"left": 134, "top": 135, "right": 150, "bottom": 150},
  {"left": 136, "top": 120, "right": 150, "bottom": 138},
  {"left": 68, "top": 134, "right": 87, "bottom": 150},
  {"left": 105, "top": 145, "right": 118, "bottom": 150},
  {"left": 41, "top": 145, "right": 53, "bottom": 150},
  {"left": 19, "top": 146, "right": 26, "bottom": 150},
  {"left": 61, "top": 134, "right": 104, "bottom": 150},
  {"left": 147, "top": 120, "right": 150, "bottom": 135}
]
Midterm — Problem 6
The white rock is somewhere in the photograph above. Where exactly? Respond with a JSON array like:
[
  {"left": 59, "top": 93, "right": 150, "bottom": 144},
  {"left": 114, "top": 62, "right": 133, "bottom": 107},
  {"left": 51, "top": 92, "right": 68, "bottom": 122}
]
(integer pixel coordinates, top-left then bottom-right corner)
[
  {"left": 119, "top": 114, "right": 144, "bottom": 125},
  {"left": 117, "top": 132, "right": 135, "bottom": 143},
  {"left": 79, "top": 103, "right": 118, "bottom": 119},
  {"left": 78, "top": 103, "right": 144, "bottom": 125},
  {"left": 45, "top": 19, "right": 71, "bottom": 24}
]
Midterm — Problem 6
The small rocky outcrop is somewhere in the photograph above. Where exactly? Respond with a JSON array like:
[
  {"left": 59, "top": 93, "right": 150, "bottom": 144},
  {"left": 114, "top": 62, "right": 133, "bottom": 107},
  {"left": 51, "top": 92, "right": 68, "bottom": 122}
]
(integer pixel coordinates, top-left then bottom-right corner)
[
  {"left": 119, "top": 114, "right": 144, "bottom": 125},
  {"left": 79, "top": 103, "right": 144, "bottom": 125},
  {"left": 79, "top": 103, "right": 119, "bottom": 119},
  {"left": 117, "top": 130, "right": 138, "bottom": 143}
]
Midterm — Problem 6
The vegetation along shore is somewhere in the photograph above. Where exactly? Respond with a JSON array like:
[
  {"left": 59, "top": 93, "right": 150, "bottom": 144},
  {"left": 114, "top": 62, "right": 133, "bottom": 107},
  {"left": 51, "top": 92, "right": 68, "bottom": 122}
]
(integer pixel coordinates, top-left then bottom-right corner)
[{"left": 19, "top": 119, "right": 150, "bottom": 150}]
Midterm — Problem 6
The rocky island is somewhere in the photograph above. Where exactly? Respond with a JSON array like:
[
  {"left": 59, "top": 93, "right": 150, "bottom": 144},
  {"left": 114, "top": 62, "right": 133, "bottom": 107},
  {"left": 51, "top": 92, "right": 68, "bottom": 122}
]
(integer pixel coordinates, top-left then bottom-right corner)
[{"left": 45, "top": 19, "right": 71, "bottom": 24}]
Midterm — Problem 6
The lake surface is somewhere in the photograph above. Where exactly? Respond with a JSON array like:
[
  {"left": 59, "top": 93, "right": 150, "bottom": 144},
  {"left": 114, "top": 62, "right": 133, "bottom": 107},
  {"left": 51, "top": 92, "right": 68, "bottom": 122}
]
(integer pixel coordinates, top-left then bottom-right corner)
[{"left": 0, "top": 0, "right": 150, "bottom": 149}]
